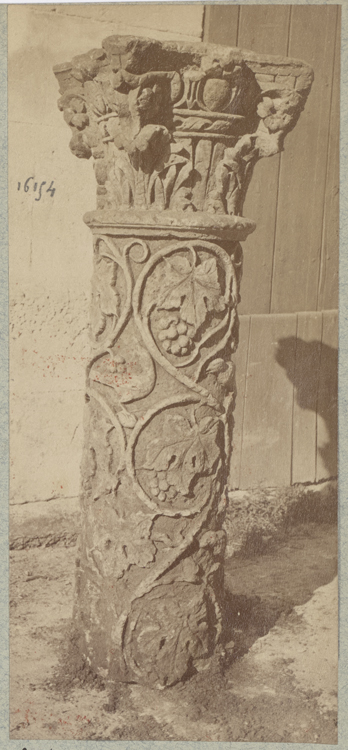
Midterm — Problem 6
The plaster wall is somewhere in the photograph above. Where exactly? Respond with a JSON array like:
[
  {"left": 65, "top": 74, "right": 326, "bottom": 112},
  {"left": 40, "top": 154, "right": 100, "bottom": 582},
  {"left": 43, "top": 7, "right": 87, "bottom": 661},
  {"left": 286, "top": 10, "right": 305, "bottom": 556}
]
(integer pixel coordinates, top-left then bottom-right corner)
[{"left": 9, "top": 4, "right": 204, "bottom": 506}]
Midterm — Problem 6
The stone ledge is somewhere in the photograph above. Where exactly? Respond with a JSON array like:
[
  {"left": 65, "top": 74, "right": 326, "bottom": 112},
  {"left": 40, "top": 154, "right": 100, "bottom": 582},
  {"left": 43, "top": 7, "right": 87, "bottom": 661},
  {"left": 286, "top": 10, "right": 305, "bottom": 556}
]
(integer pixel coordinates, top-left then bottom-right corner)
[
  {"left": 10, "top": 496, "right": 80, "bottom": 550},
  {"left": 9, "top": 480, "right": 337, "bottom": 553}
]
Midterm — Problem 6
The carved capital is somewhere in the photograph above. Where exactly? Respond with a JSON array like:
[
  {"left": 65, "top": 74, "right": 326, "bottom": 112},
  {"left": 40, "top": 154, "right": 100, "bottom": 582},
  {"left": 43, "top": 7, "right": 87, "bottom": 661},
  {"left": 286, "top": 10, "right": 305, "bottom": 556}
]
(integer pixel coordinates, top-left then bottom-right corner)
[
  {"left": 54, "top": 37, "right": 312, "bottom": 690},
  {"left": 54, "top": 36, "right": 313, "bottom": 216}
]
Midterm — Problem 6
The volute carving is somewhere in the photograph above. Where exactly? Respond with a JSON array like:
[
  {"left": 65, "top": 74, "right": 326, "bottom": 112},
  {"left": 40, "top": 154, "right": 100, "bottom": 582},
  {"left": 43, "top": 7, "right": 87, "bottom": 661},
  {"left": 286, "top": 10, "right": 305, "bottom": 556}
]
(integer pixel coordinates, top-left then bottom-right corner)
[{"left": 54, "top": 36, "right": 313, "bottom": 689}]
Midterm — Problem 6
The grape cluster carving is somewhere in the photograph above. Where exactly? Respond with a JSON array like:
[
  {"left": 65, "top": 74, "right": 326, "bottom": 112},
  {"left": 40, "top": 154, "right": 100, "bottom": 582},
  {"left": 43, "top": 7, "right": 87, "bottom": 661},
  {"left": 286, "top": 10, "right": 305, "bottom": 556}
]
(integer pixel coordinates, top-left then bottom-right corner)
[
  {"left": 140, "top": 409, "right": 221, "bottom": 512},
  {"left": 156, "top": 313, "right": 195, "bottom": 356},
  {"left": 151, "top": 252, "right": 226, "bottom": 358},
  {"left": 147, "top": 468, "right": 178, "bottom": 503}
]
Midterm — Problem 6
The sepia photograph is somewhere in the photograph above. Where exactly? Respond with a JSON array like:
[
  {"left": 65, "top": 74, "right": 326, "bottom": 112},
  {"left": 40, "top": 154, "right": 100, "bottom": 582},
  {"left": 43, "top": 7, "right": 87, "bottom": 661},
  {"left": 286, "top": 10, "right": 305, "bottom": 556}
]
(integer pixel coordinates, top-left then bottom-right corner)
[{"left": 8, "top": 2, "right": 339, "bottom": 743}]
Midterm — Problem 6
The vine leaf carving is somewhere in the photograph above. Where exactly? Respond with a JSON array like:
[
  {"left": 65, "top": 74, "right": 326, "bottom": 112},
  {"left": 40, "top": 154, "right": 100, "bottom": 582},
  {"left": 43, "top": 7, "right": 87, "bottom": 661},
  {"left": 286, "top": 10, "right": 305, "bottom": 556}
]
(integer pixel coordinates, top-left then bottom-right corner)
[
  {"left": 143, "top": 413, "right": 221, "bottom": 496},
  {"left": 125, "top": 582, "right": 211, "bottom": 688},
  {"left": 94, "top": 513, "right": 156, "bottom": 580},
  {"left": 157, "top": 256, "right": 226, "bottom": 331},
  {"left": 90, "top": 256, "right": 120, "bottom": 338},
  {"left": 90, "top": 337, "right": 156, "bottom": 404}
]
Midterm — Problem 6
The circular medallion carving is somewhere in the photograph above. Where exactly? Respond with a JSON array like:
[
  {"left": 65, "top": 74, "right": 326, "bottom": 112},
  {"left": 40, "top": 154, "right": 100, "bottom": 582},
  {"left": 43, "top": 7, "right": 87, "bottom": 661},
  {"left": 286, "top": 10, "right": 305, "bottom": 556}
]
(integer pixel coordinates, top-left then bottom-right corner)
[{"left": 124, "top": 583, "right": 214, "bottom": 687}]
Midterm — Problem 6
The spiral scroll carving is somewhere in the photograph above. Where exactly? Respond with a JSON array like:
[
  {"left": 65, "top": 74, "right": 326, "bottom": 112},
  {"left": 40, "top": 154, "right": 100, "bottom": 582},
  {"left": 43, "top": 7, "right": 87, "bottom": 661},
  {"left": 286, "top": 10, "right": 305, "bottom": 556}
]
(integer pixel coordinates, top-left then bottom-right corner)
[{"left": 80, "top": 232, "right": 239, "bottom": 687}]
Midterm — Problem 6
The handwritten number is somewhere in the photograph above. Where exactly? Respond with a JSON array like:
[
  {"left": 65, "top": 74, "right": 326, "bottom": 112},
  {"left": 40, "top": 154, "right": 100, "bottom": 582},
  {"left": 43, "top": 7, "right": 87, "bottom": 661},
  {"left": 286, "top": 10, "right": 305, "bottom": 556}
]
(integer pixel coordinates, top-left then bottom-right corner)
[
  {"left": 19, "top": 178, "right": 56, "bottom": 199},
  {"left": 24, "top": 177, "right": 33, "bottom": 193},
  {"left": 35, "top": 181, "right": 46, "bottom": 201},
  {"left": 47, "top": 180, "right": 56, "bottom": 198}
]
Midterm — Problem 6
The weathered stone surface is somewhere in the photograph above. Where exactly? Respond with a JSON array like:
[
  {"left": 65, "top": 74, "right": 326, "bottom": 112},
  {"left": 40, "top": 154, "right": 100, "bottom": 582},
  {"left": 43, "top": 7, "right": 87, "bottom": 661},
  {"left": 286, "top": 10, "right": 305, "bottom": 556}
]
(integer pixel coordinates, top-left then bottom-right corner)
[{"left": 54, "top": 36, "right": 312, "bottom": 688}]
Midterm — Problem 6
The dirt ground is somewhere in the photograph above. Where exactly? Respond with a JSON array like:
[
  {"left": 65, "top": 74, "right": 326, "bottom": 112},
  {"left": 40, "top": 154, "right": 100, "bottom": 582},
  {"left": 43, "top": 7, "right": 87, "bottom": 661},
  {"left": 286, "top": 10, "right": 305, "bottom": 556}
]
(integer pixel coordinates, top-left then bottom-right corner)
[{"left": 10, "top": 519, "right": 338, "bottom": 743}]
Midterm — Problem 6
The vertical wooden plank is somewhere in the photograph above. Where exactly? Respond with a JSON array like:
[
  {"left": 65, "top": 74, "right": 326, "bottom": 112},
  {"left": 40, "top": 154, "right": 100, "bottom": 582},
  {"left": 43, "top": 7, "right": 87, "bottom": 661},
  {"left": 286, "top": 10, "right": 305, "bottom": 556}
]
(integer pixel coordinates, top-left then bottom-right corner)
[
  {"left": 229, "top": 315, "right": 250, "bottom": 489},
  {"left": 237, "top": 5, "right": 291, "bottom": 55},
  {"left": 316, "top": 310, "right": 338, "bottom": 481},
  {"left": 291, "top": 312, "right": 323, "bottom": 484},
  {"left": 238, "top": 156, "right": 280, "bottom": 315},
  {"left": 236, "top": 5, "right": 291, "bottom": 315},
  {"left": 271, "top": 5, "right": 338, "bottom": 313},
  {"left": 318, "top": 9, "right": 340, "bottom": 311},
  {"left": 203, "top": 5, "right": 239, "bottom": 47},
  {"left": 239, "top": 313, "right": 297, "bottom": 488}
]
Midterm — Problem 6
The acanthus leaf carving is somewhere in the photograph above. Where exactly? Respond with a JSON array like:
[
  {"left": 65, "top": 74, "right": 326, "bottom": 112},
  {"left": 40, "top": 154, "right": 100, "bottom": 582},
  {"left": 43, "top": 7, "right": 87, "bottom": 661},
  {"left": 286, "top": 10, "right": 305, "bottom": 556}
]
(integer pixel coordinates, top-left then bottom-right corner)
[{"left": 54, "top": 37, "right": 313, "bottom": 214}]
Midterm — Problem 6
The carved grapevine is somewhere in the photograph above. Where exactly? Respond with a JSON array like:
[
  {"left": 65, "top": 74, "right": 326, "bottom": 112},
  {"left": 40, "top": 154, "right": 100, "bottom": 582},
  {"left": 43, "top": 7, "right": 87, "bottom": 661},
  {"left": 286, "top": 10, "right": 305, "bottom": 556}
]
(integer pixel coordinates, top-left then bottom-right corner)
[{"left": 54, "top": 34, "right": 313, "bottom": 689}]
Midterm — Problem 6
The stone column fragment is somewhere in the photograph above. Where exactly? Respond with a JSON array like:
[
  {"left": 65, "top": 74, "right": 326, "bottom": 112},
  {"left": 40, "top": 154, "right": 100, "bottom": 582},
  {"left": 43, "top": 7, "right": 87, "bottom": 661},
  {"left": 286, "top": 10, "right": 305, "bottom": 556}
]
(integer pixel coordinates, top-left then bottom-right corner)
[{"left": 54, "top": 37, "right": 313, "bottom": 689}]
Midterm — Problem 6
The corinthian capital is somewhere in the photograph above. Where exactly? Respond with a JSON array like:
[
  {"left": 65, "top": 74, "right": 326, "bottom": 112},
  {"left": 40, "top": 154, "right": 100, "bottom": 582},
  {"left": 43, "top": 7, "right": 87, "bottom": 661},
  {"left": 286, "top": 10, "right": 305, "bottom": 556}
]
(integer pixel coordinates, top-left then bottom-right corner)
[{"left": 54, "top": 36, "right": 313, "bottom": 217}]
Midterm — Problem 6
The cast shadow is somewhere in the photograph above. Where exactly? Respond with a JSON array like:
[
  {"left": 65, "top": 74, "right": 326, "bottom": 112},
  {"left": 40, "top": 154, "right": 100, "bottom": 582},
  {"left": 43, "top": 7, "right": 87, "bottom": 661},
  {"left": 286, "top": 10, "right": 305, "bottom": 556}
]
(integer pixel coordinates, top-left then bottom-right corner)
[{"left": 275, "top": 337, "right": 338, "bottom": 478}]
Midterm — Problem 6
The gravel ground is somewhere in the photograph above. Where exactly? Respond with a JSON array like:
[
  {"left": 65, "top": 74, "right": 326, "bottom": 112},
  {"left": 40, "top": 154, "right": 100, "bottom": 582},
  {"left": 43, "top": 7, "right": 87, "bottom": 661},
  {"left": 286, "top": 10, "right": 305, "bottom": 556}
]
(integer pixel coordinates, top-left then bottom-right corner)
[{"left": 10, "top": 518, "right": 337, "bottom": 742}]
